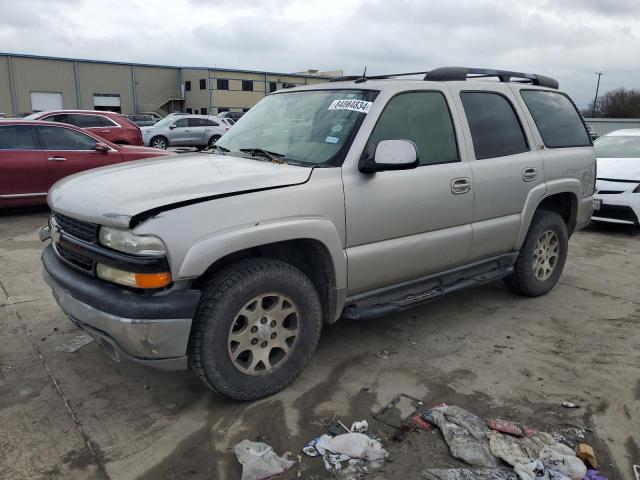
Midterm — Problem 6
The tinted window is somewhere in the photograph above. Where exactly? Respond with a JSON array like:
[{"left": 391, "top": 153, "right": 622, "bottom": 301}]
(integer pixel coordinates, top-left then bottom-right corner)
[
  {"left": 521, "top": 90, "right": 591, "bottom": 148},
  {"left": 44, "top": 114, "right": 70, "bottom": 124},
  {"left": 0, "top": 125, "right": 37, "bottom": 150},
  {"left": 185, "top": 81, "right": 191, "bottom": 91},
  {"left": 199, "top": 79, "right": 207, "bottom": 90},
  {"left": 38, "top": 126, "right": 97, "bottom": 150},
  {"left": 201, "top": 119, "right": 219, "bottom": 127},
  {"left": 594, "top": 135, "right": 640, "bottom": 158},
  {"left": 67, "top": 114, "right": 113, "bottom": 128},
  {"left": 173, "top": 119, "right": 188, "bottom": 128},
  {"left": 217, "top": 79, "right": 229, "bottom": 90},
  {"left": 461, "top": 92, "right": 529, "bottom": 160},
  {"left": 242, "top": 80, "right": 253, "bottom": 92},
  {"left": 365, "top": 91, "right": 458, "bottom": 166}
]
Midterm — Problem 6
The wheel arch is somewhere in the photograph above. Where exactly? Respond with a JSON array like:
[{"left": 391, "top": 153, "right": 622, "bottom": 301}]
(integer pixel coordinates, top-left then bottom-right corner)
[{"left": 181, "top": 219, "right": 347, "bottom": 323}]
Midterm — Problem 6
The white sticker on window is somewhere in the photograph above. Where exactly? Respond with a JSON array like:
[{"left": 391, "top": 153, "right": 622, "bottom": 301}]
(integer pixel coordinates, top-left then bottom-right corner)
[
  {"left": 328, "top": 99, "right": 372, "bottom": 114},
  {"left": 325, "top": 136, "right": 340, "bottom": 144}
]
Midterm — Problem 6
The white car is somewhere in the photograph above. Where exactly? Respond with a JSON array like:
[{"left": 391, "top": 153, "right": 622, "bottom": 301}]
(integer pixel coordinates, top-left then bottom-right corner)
[
  {"left": 215, "top": 116, "right": 235, "bottom": 128},
  {"left": 592, "top": 128, "right": 640, "bottom": 225}
]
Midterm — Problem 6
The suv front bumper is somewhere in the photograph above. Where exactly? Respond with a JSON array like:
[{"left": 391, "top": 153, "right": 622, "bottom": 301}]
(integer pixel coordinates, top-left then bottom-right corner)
[{"left": 41, "top": 244, "right": 200, "bottom": 370}]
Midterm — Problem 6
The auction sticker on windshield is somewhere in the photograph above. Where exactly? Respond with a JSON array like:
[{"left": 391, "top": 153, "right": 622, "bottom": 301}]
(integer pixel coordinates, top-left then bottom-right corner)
[{"left": 328, "top": 99, "right": 373, "bottom": 114}]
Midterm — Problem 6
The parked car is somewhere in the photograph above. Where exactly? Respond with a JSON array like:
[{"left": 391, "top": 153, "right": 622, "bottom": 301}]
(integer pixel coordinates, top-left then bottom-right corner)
[
  {"left": 215, "top": 116, "right": 235, "bottom": 128},
  {"left": 39, "top": 67, "right": 595, "bottom": 400},
  {"left": 141, "top": 114, "right": 228, "bottom": 149},
  {"left": 125, "top": 114, "right": 158, "bottom": 127},
  {"left": 0, "top": 120, "right": 171, "bottom": 208},
  {"left": 592, "top": 128, "right": 640, "bottom": 225},
  {"left": 217, "top": 110, "right": 245, "bottom": 121},
  {"left": 25, "top": 110, "right": 144, "bottom": 146}
]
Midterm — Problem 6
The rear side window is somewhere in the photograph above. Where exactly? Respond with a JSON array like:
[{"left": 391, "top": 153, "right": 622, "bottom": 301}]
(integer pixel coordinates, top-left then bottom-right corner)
[
  {"left": 461, "top": 92, "right": 529, "bottom": 160},
  {"left": 0, "top": 125, "right": 37, "bottom": 150},
  {"left": 37, "top": 126, "right": 97, "bottom": 150},
  {"left": 365, "top": 91, "right": 459, "bottom": 166},
  {"left": 520, "top": 90, "right": 591, "bottom": 148},
  {"left": 68, "top": 114, "right": 115, "bottom": 128}
]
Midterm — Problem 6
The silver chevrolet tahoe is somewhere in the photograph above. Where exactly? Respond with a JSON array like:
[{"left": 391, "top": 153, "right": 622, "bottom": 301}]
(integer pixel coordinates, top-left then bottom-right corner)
[{"left": 40, "top": 67, "right": 595, "bottom": 400}]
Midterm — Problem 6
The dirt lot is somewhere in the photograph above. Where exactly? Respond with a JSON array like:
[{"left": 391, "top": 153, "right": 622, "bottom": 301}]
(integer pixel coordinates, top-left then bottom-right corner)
[{"left": 1, "top": 207, "right": 638, "bottom": 480}]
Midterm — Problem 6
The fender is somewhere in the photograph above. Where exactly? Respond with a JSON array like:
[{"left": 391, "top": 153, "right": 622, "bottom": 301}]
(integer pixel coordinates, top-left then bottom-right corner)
[
  {"left": 515, "top": 179, "right": 581, "bottom": 249},
  {"left": 178, "top": 216, "right": 347, "bottom": 293}
]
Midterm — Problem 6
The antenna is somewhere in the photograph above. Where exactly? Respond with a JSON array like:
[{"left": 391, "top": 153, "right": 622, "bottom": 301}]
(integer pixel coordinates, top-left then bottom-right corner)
[{"left": 355, "top": 66, "right": 368, "bottom": 83}]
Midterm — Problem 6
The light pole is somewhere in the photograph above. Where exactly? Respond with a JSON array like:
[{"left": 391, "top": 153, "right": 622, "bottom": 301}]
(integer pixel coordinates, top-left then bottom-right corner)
[{"left": 592, "top": 72, "right": 603, "bottom": 118}]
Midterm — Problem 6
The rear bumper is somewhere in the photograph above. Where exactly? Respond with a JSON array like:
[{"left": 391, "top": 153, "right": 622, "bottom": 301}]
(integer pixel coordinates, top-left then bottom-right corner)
[{"left": 42, "top": 244, "right": 200, "bottom": 370}]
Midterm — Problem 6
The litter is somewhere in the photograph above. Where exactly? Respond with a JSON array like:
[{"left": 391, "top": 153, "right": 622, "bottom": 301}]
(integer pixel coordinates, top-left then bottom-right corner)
[
  {"left": 372, "top": 393, "right": 425, "bottom": 429},
  {"left": 422, "top": 468, "right": 518, "bottom": 479},
  {"left": 56, "top": 333, "right": 94, "bottom": 352},
  {"left": 487, "top": 419, "right": 536, "bottom": 438},
  {"left": 302, "top": 436, "right": 322, "bottom": 457},
  {"left": 234, "top": 440, "right": 295, "bottom": 480},
  {"left": 422, "top": 405, "right": 498, "bottom": 468},
  {"left": 562, "top": 401, "right": 580, "bottom": 409},
  {"left": 576, "top": 443, "right": 598, "bottom": 469},
  {"left": 310, "top": 432, "right": 387, "bottom": 475},
  {"left": 633, "top": 464, "right": 639, "bottom": 480},
  {"left": 583, "top": 469, "right": 608, "bottom": 480},
  {"left": 375, "top": 349, "right": 396, "bottom": 359},
  {"left": 350, "top": 420, "right": 368, "bottom": 433},
  {"left": 514, "top": 460, "right": 570, "bottom": 480}
]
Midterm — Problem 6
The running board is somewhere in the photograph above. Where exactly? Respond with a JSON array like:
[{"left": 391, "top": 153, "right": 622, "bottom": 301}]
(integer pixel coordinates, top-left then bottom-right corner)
[{"left": 341, "top": 262, "right": 513, "bottom": 321}]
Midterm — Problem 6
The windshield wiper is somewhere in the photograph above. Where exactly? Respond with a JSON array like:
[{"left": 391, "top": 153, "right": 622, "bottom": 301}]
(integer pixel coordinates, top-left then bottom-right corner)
[
  {"left": 239, "top": 148, "right": 285, "bottom": 161},
  {"left": 208, "top": 144, "right": 230, "bottom": 154}
]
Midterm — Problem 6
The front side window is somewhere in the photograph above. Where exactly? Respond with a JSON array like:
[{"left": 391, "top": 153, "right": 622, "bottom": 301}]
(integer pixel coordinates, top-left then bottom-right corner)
[
  {"left": 173, "top": 119, "right": 188, "bottom": 128},
  {"left": 594, "top": 135, "right": 640, "bottom": 158},
  {"left": 0, "top": 125, "right": 37, "bottom": 150},
  {"left": 217, "top": 89, "right": 378, "bottom": 166},
  {"left": 521, "top": 90, "right": 591, "bottom": 148},
  {"left": 364, "top": 91, "right": 458, "bottom": 166},
  {"left": 38, "top": 126, "right": 97, "bottom": 150},
  {"left": 43, "top": 113, "right": 70, "bottom": 124},
  {"left": 461, "top": 92, "right": 529, "bottom": 160},
  {"left": 201, "top": 119, "right": 219, "bottom": 127}
]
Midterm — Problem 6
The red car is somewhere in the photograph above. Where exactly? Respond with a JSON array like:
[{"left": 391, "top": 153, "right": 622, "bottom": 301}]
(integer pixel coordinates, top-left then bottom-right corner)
[
  {"left": 26, "top": 110, "right": 144, "bottom": 146},
  {"left": 0, "top": 120, "right": 171, "bottom": 208}
]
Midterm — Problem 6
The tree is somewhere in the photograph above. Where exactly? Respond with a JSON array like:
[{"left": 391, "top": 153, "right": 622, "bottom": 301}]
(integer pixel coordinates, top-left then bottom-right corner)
[{"left": 584, "top": 88, "right": 640, "bottom": 118}]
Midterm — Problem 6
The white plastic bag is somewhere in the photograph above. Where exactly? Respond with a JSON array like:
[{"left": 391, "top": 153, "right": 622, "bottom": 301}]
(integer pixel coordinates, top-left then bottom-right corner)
[{"left": 234, "top": 440, "right": 295, "bottom": 480}]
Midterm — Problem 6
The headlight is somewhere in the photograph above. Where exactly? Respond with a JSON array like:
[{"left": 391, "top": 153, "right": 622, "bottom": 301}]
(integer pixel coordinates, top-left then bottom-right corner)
[
  {"left": 99, "top": 227, "right": 166, "bottom": 256},
  {"left": 97, "top": 264, "right": 171, "bottom": 289}
]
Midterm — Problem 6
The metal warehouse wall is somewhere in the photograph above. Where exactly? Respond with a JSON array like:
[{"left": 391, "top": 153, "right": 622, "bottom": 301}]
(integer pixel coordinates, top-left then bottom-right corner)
[
  {"left": 77, "top": 62, "right": 135, "bottom": 112},
  {"left": 134, "top": 66, "right": 181, "bottom": 113},
  {"left": 0, "top": 57, "right": 12, "bottom": 114},
  {"left": 586, "top": 118, "right": 640, "bottom": 136}
]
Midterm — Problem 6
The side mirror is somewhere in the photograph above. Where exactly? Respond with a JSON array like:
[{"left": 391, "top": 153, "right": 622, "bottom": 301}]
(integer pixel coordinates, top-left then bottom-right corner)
[
  {"left": 359, "top": 139, "right": 419, "bottom": 173},
  {"left": 94, "top": 143, "right": 109, "bottom": 153},
  {"left": 169, "top": 124, "right": 177, "bottom": 129}
]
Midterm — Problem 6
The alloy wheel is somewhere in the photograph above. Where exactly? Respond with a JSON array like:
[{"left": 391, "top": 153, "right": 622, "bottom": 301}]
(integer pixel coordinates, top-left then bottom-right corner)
[{"left": 532, "top": 230, "right": 559, "bottom": 281}]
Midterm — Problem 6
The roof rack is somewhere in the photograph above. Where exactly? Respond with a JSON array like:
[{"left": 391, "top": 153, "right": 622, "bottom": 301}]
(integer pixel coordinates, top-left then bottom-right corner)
[
  {"left": 329, "top": 67, "right": 558, "bottom": 89},
  {"left": 424, "top": 67, "right": 558, "bottom": 89}
]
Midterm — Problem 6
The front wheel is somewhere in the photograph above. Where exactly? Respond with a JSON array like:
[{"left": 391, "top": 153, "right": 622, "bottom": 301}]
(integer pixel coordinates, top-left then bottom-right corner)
[
  {"left": 504, "top": 210, "right": 568, "bottom": 297},
  {"left": 189, "top": 258, "right": 322, "bottom": 401},
  {"left": 150, "top": 136, "right": 168, "bottom": 149},
  {"left": 207, "top": 135, "right": 221, "bottom": 149}
]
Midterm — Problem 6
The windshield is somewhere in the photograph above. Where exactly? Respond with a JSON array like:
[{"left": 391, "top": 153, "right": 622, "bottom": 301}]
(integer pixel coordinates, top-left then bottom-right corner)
[
  {"left": 216, "top": 89, "right": 378, "bottom": 166},
  {"left": 594, "top": 135, "right": 640, "bottom": 158}
]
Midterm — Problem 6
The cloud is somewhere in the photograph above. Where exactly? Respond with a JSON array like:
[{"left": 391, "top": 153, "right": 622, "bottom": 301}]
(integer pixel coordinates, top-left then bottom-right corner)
[{"left": 0, "top": 0, "right": 638, "bottom": 107}]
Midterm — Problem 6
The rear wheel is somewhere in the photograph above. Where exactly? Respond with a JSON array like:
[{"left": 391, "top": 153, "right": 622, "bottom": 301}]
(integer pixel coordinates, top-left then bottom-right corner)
[
  {"left": 208, "top": 135, "right": 221, "bottom": 149},
  {"left": 189, "top": 258, "right": 322, "bottom": 401},
  {"left": 150, "top": 136, "right": 168, "bottom": 149},
  {"left": 504, "top": 210, "right": 568, "bottom": 297}
]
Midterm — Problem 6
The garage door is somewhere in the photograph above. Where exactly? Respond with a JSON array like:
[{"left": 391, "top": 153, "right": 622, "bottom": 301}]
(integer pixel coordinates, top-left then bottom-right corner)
[
  {"left": 93, "top": 94, "right": 121, "bottom": 112},
  {"left": 31, "top": 92, "right": 63, "bottom": 112}
]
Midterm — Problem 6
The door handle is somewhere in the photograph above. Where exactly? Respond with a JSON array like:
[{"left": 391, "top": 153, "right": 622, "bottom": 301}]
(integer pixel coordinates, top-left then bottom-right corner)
[
  {"left": 47, "top": 156, "right": 66, "bottom": 162},
  {"left": 451, "top": 177, "right": 472, "bottom": 194},
  {"left": 522, "top": 167, "right": 538, "bottom": 182}
]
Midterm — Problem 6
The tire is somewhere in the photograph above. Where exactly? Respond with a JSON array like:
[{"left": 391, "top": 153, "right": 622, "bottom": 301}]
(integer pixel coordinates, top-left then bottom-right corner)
[
  {"left": 189, "top": 258, "right": 322, "bottom": 401},
  {"left": 150, "top": 136, "right": 168, "bottom": 149},
  {"left": 504, "top": 210, "right": 568, "bottom": 297},
  {"left": 207, "top": 135, "right": 221, "bottom": 148}
]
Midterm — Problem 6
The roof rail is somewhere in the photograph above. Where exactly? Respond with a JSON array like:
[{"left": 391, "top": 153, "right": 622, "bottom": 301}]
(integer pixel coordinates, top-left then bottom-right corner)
[
  {"left": 329, "top": 71, "right": 430, "bottom": 82},
  {"left": 424, "top": 67, "right": 559, "bottom": 89}
]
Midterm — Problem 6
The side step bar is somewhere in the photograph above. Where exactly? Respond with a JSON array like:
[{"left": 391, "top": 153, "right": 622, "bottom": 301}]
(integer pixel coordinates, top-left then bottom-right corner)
[{"left": 341, "top": 264, "right": 513, "bottom": 321}]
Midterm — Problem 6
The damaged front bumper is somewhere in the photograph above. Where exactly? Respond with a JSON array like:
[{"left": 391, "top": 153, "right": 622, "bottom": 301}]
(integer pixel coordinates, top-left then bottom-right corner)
[{"left": 41, "top": 245, "right": 200, "bottom": 370}]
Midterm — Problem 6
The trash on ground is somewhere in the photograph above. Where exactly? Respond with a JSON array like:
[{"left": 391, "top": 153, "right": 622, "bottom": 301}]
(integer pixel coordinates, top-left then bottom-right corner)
[
  {"left": 302, "top": 436, "right": 322, "bottom": 457},
  {"left": 583, "top": 469, "right": 608, "bottom": 480},
  {"left": 514, "top": 459, "right": 570, "bottom": 479},
  {"left": 310, "top": 432, "right": 387, "bottom": 475},
  {"left": 372, "top": 393, "right": 425, "bottom": 429},
  {"left": 409, "top": 414, "right": 432, "bottom": 430},
  {"left": 487, "top": 418, "right": 536, "bottom": 438},
  {"left": 422, "top": 405, "right": 498, "bottom": 468},
  {"left": 634, "top": 464, "right": 640, "bottom": 480},
  {"left": 576, "top": 443, "right": 598, "bottom": 469},
  {"left": 234, "top": 439, "right": 295, "bottom": 480},
  {"left": 562, "top": 401, "right": 580, "bottom": 409},
  {"left": 374, "top": 349, "right": 396, "bottom": 359},
  {"left": 56, "top": 333, "right": 94, "bottom": 353},
  {"left": 422, "top": 468, "right": 518, "bottom": 479},
  {"left": 350, "top": 420, "right": 368, "bottom": 433}
]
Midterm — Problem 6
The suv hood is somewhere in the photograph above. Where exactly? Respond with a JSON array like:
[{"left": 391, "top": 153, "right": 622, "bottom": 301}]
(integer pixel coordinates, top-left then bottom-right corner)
[
  {"left": 597, "top": 157, "right": 640, "bottom": 181},
  {"left": 49, "top": 153, "right": 313, "bottom": 228}
]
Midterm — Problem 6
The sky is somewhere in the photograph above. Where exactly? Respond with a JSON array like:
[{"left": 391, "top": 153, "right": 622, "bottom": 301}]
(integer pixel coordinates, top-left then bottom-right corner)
[{"left": 1, "top": 0, "right": 639, "bottom": 108}]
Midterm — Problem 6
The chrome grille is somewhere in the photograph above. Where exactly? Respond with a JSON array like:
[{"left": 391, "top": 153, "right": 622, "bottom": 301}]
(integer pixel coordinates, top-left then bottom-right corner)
[{"left": 53, "top": 212, "right": 98, "bottom": 243}]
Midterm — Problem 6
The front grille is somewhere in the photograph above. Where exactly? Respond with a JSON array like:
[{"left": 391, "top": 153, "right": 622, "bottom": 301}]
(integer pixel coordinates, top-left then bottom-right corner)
[
  {"left": 595, "top": 204, "right": 639, "bottom": 224},
  {"left": 53, "top": 212, "right": 98, "bottom": 243},
  {"left": 55, "top": 243, "right": 94, "bottom": 272}
]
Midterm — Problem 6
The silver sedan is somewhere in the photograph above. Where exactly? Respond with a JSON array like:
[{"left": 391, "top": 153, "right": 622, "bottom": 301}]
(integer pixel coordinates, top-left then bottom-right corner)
[{"left": 141, "top": 115, "right": 229, "bottom": 149}]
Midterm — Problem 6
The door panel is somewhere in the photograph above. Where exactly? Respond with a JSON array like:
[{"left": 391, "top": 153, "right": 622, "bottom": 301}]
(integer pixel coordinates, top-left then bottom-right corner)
[
  {"left": 36, "top": 125, "right": 122, "bottom": 188},
  {"left": 169, "top": 118, "right": 191, "bottom": 145},
  {"left": 0, "top": 125, "right": 48, "bottom": 199},
  {"left": 448, "top": 84, "right": 544, "bottom": 259},
  {"left": 344, "top": 90, "right": 474, "bottom": 295}
]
